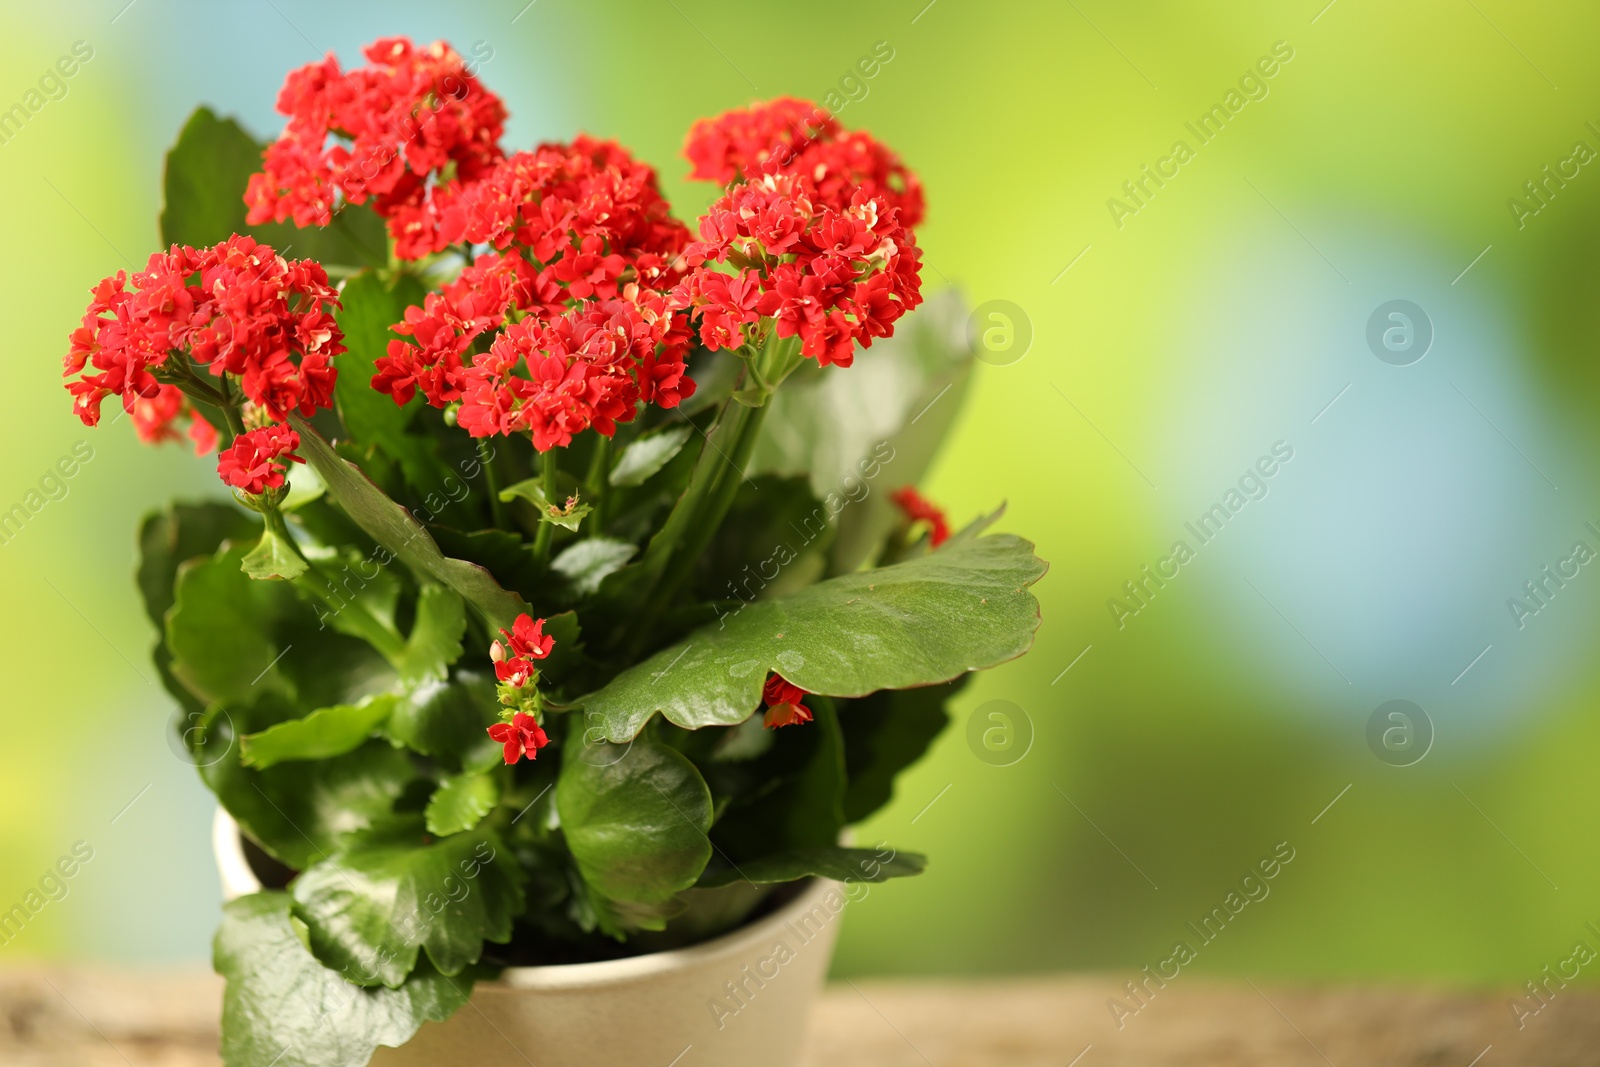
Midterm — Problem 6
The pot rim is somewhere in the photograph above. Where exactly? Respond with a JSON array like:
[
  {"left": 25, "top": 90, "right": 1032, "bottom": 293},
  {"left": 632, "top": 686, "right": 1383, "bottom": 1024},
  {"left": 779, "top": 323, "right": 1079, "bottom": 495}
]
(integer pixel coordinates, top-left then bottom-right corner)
[{"left": 212, "top": 807, "right": 845, "bottom": 992}]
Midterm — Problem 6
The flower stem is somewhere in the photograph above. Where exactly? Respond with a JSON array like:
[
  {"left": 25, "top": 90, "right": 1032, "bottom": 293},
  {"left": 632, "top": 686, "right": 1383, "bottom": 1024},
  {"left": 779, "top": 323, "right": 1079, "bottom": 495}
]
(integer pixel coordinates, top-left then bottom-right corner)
[
  {"left": 479, "top": 438, "right": 508, "bottom": 529},
  {"left": 531, "top": 450, "right": 558, "bottom": 566},
  {"left": 624, "top": 395, "right": 768, "bottom": 654},
  {"left": 584, "top": 435, "right": 611, "bottom": 532}
]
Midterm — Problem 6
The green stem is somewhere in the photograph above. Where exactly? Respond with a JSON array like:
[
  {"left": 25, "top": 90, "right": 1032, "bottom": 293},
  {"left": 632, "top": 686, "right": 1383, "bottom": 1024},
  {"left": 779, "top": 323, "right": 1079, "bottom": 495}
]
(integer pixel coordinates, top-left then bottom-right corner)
[
  {"left": 479, "top": 438, "right": 508, "bottom": 529},
  {"left": 625, "top": 398, "right": 768, "bottom": 654},
  {"left": 584, "top": 435, "right": 612, "bottom": 532},
  {"left": 531, "top": 450, "right": 559, "bottom": 566}
]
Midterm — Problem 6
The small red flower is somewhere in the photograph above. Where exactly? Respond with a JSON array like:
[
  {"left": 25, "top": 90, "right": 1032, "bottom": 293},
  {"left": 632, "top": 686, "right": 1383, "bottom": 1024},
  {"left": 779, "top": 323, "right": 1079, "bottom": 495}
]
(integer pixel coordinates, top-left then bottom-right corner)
[
  {"left": 487, "top": 712, "right": 549, "bottom": 764},
  {"left": 891, "top": 486, "right": 950, "bottom": 547},
  {"left": 762, "top": 673, "right": 813, "bottom": 729},
  {"left": 489, "top": 613, "right": 556, "bottom": 689},
  {"left": 216, "top": 426, "right": 304, "bottom": 495},
  {"left": 500, "top": 614, "right": 554, "bottom": 661}
]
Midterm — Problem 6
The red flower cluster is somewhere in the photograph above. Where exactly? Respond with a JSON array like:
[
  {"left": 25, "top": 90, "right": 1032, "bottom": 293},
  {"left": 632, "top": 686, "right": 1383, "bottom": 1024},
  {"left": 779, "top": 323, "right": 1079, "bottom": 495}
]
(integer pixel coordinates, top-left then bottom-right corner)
[
  {"left": 762, "top": 673, "right": 813, "bottom": 729},
  {"left": 65, "top": 236, "right": 343, "bottom": 442},
  {"left": 675, "top": 172, "right": 922, "bottom": 367},
  {"left": 684, "top": 97, "right": 924, "bottom": 228},
  {"left": 891, "top": 486, "right": 949, "bottom": 546},
  {"left": 373, "top": 138, "right": 692, "bottom": 413},
  {"left": 217, "top": 426, "right": 304, "bottom": 496},
  {"left": 244, "top": 37, "right": 506, "bottom": 260},
  {"left": 490, "top": 613, "right": 554, "bottom": 687},
  {"left": 373, "top": 250, "right": 536, "bottom": 406},
  {"left": 439, "top": 136, "right": 689, "bottom": 270},
  {"left": 457, "top": 288, "right": 694, "bottom": 451},
  {"left": 488, "top": 712, "right": 549, "bottom": 764}
]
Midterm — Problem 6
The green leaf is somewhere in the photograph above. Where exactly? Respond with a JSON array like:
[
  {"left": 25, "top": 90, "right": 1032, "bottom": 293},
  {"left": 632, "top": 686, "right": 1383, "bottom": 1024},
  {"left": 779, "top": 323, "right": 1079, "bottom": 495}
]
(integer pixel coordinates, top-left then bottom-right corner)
[
  {"left": 215, "top": 891, "right": 476, "bottom": 1067},
  {"left": 395, "top": 585, "right": 466, "bottom": 685},
  {"left": 137, "top": 502, "right": 257, "bottom": 627},
  {"left": 290, "top": 825, "right": 523, "bottom": 988},
  {"left": 583, "top": 532, "right": 1047, "bottom": 741},
  {"left": 609, "top": 424, "right": 694, "bottom": 487},
  {"left": 385, "top": 670, "right": 502, "bottom": 773},
  {"left": 557, "top": 728, "right": 713, "bottom": 905},
  {"left": 288, "top": 414, "right": 529, "bottom": 633},
  {"left": 839, "top": 678, "right": 961, "bottom": 823},
  {"left": 551, "top": 538, "right": 637, "bottom": 598},
  {"left": 241, "top": 526, "right": 309, "bottom": 581},
  {"left": 333, "top": 271, "right": 463, "bottom": 500},
  {"left": 162, "top": 106, "right": 386, "bottom": 267},
  {"left": 203, "top": 715, "right": 416, "bottom": 870},
  {"left": 168, "top": 545, "right": 301, "bottom": 706},
  {"left": 240, "top": 695, "right": 399, "bottom": 770},
  {"left": 425, "top": 772, "right": 501, "bottom": 836},
  {"left": 499, "top": 477, "right": 592, "bottom": 532},
  {"left": 698, "top": 846, "right": 927, "bottom": 888}
]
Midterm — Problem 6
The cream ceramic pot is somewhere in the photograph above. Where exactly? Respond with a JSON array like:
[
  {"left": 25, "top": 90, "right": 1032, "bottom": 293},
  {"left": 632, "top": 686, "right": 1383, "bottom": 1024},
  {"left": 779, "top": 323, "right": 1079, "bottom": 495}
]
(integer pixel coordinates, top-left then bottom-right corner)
[{"left": 213, "top": 808, "right": 844, "bottom": 1067}]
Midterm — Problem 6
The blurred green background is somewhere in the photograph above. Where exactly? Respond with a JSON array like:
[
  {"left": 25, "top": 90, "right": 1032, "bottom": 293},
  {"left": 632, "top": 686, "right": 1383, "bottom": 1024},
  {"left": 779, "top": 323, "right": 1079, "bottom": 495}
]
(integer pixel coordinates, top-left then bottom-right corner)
[{"left": 5, "top": 0, "right": 1600, "bottom": 989}]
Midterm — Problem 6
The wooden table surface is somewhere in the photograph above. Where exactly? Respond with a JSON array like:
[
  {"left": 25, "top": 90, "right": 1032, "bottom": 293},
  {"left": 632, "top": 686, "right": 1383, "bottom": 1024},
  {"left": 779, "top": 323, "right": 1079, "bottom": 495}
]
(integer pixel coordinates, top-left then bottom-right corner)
[{"left": 1, "top": 967, "right": 1594, "bottom": 1065}]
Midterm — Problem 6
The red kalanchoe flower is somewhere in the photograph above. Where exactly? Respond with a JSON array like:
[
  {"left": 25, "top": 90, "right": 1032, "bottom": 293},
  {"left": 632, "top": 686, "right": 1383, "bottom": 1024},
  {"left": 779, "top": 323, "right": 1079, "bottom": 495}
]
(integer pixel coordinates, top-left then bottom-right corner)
[
  {"left": 65, "top": 236, "right": 344, "bottom": 432},
  {"left": 244, "top": 37, "right": 507, "bottom": 260},
  {"left": 489, "top": 612, "right": 556, "bottom": 686},
  {"left": 684, "top": 97, "right": 925, "bottom": 228},
  {"left": 500, "top": 614, "right": 554, "bottom": 662},
  {"left": 373, "top": 250, "right": 541, "bottom": 407},
  {"left": 439, "top": 136, "right": 689, "bottom": 271},
  {"left": 457, "top": 287, "right": 695, "bottom": 450},
  {"left": 487, "top": 712, "right": 549, "bottom": 765},
  {"left": 374, "top": 138, "right": 694, "bottom": 412},
  {"left": 891, "top": 486, "right": 949, "bottom": 547},
  {"left": 675, "top": 173, "right": 922, "bottom": 368},
  {"left": 762, "top": 673, "right": 813, "bottom": 729},
  {"left": 216, "top": 426, "right": 304, "bottom": 495}
]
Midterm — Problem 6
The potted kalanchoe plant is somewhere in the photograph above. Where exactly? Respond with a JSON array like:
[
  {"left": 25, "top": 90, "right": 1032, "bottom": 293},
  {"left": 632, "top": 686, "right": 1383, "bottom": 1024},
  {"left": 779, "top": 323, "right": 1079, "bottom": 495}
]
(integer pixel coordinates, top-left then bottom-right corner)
[{"left": 65, "top": 37, "right": 1046, "bottom": 1067}]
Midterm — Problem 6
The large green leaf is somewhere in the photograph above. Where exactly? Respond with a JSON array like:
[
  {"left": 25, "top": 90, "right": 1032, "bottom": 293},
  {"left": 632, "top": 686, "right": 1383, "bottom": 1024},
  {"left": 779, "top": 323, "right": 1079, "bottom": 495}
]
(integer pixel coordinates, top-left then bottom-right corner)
[
  {"left": 556, "top": 729, "right": 713, "bottom": 905},
  {"left": 240, "top": 695, "right": 400, "bottom": 770},
  {"left": 290, "top": 824, "right": 523, "bottom": 988},
  {"left": 162, "top": 106, "right": 386, "bottom": 267},
  {"left": 583, "top": 532, "right": 1047, "bottom": 741},
  {"left": 839, "top": 678, "right": 962, "bottom": 823},
  {"left": 215, "top": 891, "right": 477, "bottom": 1067},
  {"left": 288, "top": 414, "right": 529, "bottom": 632},
  {"left": 698, "top": 846, "right": 927, "bottom": 888}
]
